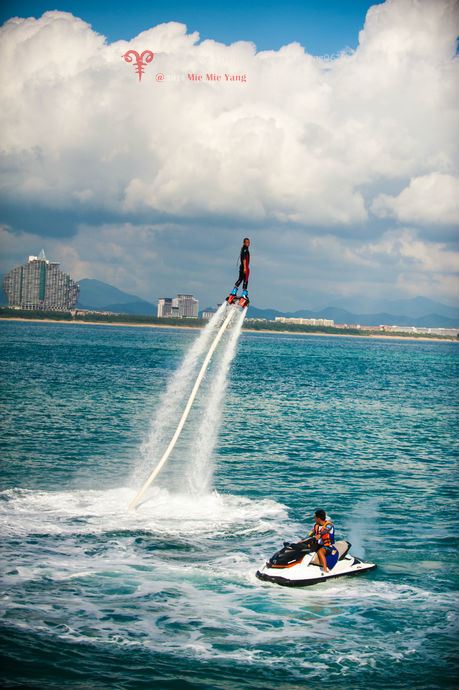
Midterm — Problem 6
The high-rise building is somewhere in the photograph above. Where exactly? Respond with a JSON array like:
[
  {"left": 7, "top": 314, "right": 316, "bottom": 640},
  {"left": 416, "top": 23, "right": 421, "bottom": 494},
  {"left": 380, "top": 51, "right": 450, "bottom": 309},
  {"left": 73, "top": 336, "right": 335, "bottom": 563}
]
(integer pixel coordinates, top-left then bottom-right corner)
[
  {"left": 157, "top": 297, "right": 173, "bottom": 317},
  {"left": 157, "top": 294, "right": 199, "bottom": 318},
  {"left": 3, "top": 250, "right": 79, "bottom": 311},
  {"left": 173, "top": 294, "right": 198, "bottom": 318}
]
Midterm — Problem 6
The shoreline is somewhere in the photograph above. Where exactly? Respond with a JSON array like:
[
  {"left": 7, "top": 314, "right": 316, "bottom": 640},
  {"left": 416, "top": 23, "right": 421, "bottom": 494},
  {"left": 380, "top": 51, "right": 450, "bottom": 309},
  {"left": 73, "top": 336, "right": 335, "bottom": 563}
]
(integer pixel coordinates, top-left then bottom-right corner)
[{"left": 1, "top": 316, "right": 457, "bottom": 343}]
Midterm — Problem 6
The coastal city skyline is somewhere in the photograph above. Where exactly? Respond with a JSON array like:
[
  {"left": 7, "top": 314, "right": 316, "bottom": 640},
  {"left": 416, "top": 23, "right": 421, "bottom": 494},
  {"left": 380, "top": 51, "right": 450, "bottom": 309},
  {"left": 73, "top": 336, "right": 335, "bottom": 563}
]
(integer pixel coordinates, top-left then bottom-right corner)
[
  {"left": 1, "top": 248, "right": 457, "bottom": 337},
  {"left": 1, "top": 246, "right": 458, "bottom": 313},
  {"left": 0, "top": 0, "right": 457, "bottom": 312}
]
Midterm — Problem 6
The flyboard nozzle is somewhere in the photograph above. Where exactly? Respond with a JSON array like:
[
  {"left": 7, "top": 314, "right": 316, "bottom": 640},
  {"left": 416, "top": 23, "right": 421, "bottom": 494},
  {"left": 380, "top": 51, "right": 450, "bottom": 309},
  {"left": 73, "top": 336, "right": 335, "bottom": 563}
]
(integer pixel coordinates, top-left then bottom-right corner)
[{"left": 128, "top": 308, "right": 236, "bottom": 510}]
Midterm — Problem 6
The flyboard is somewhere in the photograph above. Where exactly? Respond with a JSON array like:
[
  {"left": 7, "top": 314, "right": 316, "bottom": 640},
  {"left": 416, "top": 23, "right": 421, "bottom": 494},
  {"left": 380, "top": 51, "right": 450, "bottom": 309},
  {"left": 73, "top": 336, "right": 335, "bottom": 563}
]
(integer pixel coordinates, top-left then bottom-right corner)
[{"left": 129, "top": 301, "right": 246, "bottom": 510}]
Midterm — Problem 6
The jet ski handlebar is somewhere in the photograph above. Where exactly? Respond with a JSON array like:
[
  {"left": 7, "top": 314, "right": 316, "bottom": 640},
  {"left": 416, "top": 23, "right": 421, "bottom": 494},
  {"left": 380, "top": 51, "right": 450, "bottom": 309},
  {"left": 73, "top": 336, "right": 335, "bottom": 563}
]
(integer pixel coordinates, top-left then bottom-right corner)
[{"left": 283, "top": 536, "right": 317, "bottom": 550}]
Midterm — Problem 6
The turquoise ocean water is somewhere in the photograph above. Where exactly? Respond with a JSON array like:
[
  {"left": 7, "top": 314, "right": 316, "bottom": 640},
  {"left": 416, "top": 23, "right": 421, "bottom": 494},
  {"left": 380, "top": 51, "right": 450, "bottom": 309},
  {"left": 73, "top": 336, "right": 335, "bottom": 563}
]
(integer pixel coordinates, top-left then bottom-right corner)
[{"left": 1, "top": 320, "right": 458, "bottom": 689}]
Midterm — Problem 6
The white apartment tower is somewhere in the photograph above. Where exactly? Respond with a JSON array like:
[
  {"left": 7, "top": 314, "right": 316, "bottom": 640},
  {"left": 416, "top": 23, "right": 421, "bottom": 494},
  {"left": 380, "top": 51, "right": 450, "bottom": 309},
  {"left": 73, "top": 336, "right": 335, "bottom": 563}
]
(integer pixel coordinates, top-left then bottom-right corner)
[
  {"left": 3, "top": 250, "right": 79, "bottom": 311},
  {"left": 157, "top": 297, "right": 173, "bottom": 317},
  {"left": 157, "top": 294, "right": 199, "bottom": 318}
]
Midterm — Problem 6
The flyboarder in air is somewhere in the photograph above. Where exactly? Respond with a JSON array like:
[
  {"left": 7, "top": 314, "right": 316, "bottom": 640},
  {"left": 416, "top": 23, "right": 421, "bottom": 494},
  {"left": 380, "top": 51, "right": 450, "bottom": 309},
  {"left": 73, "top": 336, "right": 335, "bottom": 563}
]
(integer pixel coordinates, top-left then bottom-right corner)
[{"left": 226, "top": 237, "right": 250, "bottom": 308}]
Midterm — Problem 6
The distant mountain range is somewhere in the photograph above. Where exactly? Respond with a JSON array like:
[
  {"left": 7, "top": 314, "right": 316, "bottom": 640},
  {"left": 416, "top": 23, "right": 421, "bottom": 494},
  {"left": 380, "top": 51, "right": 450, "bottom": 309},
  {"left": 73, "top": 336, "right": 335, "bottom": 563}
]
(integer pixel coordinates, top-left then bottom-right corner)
[
  {"left": 1, "top": 276, "right": 457, "bottom": 327},
  {"left": 245, "top": 305, "right": 458, "bottom": 329},
  {"left": 323, "top": 295, "right": 459, "bottom": 321},
  {"left": 77, "top": 279, "right": 156, "bottom": 316},
  {"left": 77, "top": 280, "right": 458, "bottom": 326}
]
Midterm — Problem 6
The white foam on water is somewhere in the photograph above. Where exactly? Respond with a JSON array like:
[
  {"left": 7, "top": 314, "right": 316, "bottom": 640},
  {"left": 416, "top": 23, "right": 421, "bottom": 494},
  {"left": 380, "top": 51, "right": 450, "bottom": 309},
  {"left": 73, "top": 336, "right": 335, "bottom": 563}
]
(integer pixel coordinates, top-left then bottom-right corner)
[
  {"left": 0, "top": 485, "right": 286, "bottom": 538},
  {"left": 1, "top": 486, "right": 455, "bottom": 677}
]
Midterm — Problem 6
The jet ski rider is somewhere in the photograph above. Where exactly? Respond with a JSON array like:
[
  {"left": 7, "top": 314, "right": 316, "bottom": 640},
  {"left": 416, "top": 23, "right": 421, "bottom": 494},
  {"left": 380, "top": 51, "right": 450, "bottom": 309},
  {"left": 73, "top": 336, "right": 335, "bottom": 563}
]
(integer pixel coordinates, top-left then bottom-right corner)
[{"left": 303, "top": 509, "right": 335, "bottom": 573}]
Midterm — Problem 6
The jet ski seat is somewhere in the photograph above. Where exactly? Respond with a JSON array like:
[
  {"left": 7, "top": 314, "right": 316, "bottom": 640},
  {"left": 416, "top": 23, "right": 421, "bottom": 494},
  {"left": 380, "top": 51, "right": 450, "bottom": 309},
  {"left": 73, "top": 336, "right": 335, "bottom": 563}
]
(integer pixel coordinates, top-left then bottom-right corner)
[{"left": 310, "top": 540, "right": 351, "bottom": 566}]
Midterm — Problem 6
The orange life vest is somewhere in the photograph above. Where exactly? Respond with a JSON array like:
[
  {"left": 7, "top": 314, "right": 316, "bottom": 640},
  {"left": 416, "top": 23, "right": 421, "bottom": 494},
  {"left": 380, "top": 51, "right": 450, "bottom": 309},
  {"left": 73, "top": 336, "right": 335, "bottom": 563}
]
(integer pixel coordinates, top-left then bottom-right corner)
[{"left": 312, "top": 521, "right": 335, "bottom": 547}]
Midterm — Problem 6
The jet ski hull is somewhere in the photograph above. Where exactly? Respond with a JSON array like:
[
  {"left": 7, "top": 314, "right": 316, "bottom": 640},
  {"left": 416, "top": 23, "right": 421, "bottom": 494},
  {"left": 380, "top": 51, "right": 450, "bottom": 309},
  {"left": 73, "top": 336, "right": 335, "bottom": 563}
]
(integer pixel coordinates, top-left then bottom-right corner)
[
  {"left": 256, "top": 541, "right": 376, "bottom": 587},
  {"left": 256, "top": 561, "right": 376, "bottom": 587}
]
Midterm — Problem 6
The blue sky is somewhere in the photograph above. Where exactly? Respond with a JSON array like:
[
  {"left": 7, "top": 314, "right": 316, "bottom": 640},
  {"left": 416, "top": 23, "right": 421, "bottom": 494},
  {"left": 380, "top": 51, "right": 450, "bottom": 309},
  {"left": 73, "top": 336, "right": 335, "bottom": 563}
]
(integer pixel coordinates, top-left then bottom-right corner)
[{"left": 1, "top": 0, "right": 384, "bottom": 53}]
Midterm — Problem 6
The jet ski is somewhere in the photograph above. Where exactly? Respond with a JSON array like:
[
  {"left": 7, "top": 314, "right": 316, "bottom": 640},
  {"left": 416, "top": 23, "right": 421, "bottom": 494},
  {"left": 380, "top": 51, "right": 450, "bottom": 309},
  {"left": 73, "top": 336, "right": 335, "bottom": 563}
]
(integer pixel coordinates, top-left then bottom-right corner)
[{"left": 256, "top": 538, "right": 376, "bottom": 587}]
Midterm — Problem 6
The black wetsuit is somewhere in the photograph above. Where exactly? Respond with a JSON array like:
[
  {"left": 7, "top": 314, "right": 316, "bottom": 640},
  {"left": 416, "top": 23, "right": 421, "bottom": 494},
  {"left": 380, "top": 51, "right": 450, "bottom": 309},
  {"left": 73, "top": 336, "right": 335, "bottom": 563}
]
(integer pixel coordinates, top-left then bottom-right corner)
[{"left": 234, "top": 245, "right": 250, "bottom": 290}]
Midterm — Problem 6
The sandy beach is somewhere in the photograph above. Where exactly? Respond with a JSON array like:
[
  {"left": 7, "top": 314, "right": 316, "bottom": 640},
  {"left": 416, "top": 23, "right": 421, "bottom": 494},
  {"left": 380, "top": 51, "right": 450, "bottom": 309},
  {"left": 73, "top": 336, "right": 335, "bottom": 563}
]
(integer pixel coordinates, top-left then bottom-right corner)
[{"left": 1, "top": 317, "right": 457, "bottom": 342}]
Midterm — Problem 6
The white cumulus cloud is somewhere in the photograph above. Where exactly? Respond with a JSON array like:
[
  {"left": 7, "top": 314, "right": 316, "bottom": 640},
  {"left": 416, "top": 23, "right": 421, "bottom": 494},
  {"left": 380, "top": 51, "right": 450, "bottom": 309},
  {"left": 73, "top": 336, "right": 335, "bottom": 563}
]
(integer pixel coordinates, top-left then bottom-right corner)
[
  {"left": 0, "top": 0, "right": 458, "bottom": 228},
  {"left": 1, "top": 0, "right": 458, "bottom": 307},
  {"left": 371, "top": 173, "right": 459, "bottom": 225}
]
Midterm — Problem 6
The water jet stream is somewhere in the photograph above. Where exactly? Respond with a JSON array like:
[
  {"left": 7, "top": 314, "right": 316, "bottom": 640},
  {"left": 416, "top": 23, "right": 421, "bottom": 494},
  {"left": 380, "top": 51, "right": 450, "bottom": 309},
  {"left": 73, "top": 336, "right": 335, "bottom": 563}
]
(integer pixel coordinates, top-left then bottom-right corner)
[{"left": 129, "top": 305, "right": 245, "bottom": 509}]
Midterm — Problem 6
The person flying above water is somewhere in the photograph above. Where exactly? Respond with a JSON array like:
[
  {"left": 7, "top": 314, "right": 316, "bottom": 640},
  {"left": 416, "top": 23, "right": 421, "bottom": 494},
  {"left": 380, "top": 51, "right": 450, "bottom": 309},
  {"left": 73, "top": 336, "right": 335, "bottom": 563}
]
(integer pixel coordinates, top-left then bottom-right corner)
[
  {"left": 229, "top": 237, "right": 250, "bottom": 302},
  {"left": 303, "top": 509, "right": 335, "bottom": 573}
]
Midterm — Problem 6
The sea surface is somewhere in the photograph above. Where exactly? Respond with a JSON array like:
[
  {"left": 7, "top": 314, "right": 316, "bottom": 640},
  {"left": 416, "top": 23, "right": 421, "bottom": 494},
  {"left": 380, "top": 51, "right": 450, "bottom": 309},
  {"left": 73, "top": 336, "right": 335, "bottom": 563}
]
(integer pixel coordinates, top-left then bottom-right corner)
[{"left": 1, "top": 320, "right": 458, "bottom": 690}]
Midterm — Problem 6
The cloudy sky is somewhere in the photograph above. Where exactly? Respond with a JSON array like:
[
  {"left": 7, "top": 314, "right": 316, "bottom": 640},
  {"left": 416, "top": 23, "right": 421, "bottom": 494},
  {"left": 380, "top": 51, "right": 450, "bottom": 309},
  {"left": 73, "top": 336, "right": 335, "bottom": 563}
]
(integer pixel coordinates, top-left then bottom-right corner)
[{"left": 0, "top": 0, "right": 458, "bottom": 310}]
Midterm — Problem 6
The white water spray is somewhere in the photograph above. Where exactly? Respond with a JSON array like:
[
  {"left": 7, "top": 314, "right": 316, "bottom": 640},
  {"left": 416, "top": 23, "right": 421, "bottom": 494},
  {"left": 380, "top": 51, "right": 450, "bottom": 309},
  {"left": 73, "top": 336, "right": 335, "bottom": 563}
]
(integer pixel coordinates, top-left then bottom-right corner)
[
  {"left": 132, "top": 303, "right": 227, "bottom": 487},
  {"left": 130, "top": 303, "right": 246, "bottom": 508},
  {"left": 185, "top": 308, "right": 246, "bottom": 494},
  {"left": 345, "top": 498, "right": 380, "bottom": 558}
]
